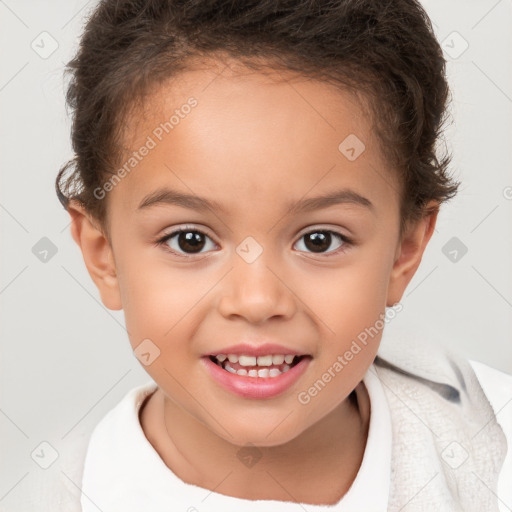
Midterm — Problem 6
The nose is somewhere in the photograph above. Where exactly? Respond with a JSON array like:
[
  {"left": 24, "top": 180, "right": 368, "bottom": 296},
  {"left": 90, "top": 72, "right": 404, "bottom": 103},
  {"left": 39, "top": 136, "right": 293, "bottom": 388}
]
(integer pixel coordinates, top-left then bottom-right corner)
[{"left": 217, "top": 253, "right": 297, "bottom": 325}]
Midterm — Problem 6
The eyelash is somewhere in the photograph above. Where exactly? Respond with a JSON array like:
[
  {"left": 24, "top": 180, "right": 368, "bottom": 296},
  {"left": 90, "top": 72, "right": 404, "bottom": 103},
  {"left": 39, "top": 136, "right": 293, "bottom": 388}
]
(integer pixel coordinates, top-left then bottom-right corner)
[{"left": 155, "top": 226, "right": 353, "bottom": 259}]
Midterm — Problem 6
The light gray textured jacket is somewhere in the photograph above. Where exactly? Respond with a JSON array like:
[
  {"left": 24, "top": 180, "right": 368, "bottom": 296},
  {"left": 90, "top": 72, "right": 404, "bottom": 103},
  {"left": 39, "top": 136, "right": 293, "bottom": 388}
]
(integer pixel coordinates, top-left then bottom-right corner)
[{"left": 374, "top": 337, "right": 507, "bottom": 511}]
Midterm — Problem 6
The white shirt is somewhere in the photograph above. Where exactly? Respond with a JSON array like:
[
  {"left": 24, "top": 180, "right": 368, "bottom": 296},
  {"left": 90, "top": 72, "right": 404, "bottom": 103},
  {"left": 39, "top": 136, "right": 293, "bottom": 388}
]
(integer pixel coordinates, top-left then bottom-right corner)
[{"left": 81, "top": 364, "right": 392, "bottom": 511}]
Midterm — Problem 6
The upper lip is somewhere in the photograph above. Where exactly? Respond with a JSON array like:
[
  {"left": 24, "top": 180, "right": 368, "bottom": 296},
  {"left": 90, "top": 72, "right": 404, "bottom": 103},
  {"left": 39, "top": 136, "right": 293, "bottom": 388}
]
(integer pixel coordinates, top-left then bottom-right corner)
[{"left": 203, "top": 343, "right": 310, "bottom": 358}]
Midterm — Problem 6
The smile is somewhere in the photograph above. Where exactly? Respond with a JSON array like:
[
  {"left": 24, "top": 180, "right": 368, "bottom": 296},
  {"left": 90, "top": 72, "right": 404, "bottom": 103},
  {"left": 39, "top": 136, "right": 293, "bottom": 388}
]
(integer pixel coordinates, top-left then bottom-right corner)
[
  {"left": 209, "top": 353, "right": 304, "bottom": 378},
  {"left": 202, "top": 353, "right": 312, "bottom": 399}
]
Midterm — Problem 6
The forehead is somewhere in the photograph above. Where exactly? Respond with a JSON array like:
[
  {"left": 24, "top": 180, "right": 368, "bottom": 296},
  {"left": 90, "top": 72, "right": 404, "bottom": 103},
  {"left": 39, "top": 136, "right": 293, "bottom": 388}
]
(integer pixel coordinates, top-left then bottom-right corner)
[{"left": 109, "top": 57, "right": 399, "bottom": 219}]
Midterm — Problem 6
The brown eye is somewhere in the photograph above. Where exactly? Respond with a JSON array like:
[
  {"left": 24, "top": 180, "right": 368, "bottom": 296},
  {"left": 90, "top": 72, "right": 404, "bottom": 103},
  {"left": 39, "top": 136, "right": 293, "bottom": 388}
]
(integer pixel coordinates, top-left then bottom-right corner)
[
  {"left": 175, "top": 231, "right": 206, "bottom": 253},
  {"left": 159, "top": 228, "right": 217, "bottom": 256},
  {"left": 294, "top": 230, "right": 349, "bottom": 255},
  {"left": 304, "top": 232, "right": 331, "bottom": 252}
]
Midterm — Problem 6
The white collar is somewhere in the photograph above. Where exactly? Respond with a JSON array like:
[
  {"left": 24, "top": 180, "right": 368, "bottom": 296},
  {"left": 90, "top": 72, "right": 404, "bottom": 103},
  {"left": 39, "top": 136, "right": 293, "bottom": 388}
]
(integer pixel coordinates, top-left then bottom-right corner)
[{"left": 81, "top": 363, "right": 391, "bottom": 511}]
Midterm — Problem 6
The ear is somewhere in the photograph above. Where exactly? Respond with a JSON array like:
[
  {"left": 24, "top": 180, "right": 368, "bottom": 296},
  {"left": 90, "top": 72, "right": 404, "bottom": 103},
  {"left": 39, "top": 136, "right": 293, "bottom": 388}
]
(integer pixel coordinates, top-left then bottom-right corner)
[
  {"left": 386, "top": 201, "right": 439, "bottom": 306},
  {"left": 67, "top": 200, "right": 122, "bottom": 310}
]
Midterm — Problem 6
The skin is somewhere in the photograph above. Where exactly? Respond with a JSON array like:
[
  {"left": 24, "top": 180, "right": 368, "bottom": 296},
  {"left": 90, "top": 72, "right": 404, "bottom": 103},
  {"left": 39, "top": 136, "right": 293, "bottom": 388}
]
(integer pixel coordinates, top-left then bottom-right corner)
[{"left": 68, "top": 57, "right": 438, "bottom": 505}]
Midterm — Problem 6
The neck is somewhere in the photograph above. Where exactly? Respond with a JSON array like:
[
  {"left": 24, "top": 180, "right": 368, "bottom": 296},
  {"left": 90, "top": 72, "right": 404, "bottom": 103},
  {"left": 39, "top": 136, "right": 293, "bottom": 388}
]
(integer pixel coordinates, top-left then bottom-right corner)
[{"left": 140, "top": 382, "right": 370, "bottom": 505}]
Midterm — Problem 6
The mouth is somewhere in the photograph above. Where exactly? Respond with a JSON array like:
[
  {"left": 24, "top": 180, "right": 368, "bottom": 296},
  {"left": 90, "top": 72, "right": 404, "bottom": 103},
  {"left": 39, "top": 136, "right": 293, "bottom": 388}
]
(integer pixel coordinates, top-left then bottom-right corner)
[
  {"left": 207, "top": 353, "right": 307, "bottom": 378},
  {"left": 202, "top": 352, "right": 312, "bottom": 399}
]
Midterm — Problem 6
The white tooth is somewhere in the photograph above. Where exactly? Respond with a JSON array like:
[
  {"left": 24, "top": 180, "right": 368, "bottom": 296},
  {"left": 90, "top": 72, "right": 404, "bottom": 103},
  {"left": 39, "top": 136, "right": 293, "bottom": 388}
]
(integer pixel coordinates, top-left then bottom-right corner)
[
  {"left": 269, "top": 368, "right": 282, "bottom": 378},
  {"left": 248, "top": 369, "right": 258, "bottom": 377},
  {"left": 237, "top": 369, "right": 248, "bottom": 376},
  {"left": 282, "top": 364, "right": 291, "bottom": 373},
  {"left": 272, "top": 355, "right": 285, "bottom": 365},
  {"left": 225, "top": 363, "right": 237, "bottom": 373},
  {"left": 239, "top": 355, "right": 257, "bottom": 366},
  {"left": 227, "top": 354, "right": 238, "bottom": 363},
  {"left": 257, "top": 355, "right": 273, "bottom": 366},
  {"left": 216, "top": 354, "right": 227, "bottom": 362},
  {"left": 284, "top": 354, "right": 294, "bottom": 364},
  {"left": 257, "top": 368, "right": 270, "bottom": 378}
]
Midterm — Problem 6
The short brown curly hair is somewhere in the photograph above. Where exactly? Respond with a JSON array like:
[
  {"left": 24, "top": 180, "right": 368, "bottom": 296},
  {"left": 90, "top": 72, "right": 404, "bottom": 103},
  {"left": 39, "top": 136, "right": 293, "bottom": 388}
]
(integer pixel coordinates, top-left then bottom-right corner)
[{"left": 56, "top": 0, "right": 459, "bottom": 236}]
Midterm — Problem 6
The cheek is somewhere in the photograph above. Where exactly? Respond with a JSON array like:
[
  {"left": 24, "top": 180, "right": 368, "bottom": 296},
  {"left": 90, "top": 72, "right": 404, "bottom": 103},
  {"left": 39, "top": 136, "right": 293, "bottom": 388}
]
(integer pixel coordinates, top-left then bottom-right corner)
[
  {"left": 297, "top": 266, "right": 388, "bottom": 416},
  {"left": 116, "top": 257, "right": 206, "bottom": 400},
  {"left": 305, "top": 255, "right": 392, "bottom": 337},
  {"left": 114, "top": 245, "right": 198, "bottom": 350},
  {"left": 302, "top": 247, "right": 395, "bottom": 396}
]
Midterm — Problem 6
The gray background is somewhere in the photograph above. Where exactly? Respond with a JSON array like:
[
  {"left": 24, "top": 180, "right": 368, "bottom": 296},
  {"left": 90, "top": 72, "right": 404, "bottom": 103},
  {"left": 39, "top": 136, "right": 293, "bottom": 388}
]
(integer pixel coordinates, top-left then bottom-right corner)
[{"left": 1, "top": 0, "right": 511, "bottom": 508}]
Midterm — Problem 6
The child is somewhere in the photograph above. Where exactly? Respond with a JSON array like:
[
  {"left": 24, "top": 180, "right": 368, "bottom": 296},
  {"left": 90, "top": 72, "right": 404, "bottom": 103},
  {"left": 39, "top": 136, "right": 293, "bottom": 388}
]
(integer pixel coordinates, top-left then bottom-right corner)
[{"left": 53, "top": 0, "right": 511, "bottom": 510}]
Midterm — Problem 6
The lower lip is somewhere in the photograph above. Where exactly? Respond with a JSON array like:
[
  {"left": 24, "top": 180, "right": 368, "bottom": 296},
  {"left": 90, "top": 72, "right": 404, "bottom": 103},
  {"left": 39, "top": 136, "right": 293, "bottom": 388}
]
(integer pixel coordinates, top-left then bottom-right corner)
[{"left": 201, "top": 356, "right": 312, "bottom": 399}]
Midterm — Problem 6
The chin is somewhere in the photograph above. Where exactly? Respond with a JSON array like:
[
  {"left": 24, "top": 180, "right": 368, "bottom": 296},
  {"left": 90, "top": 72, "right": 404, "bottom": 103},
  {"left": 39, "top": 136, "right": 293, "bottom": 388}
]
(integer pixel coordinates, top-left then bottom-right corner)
[{"left": 214, "top": 421, "right": 303, "bottom": 448}]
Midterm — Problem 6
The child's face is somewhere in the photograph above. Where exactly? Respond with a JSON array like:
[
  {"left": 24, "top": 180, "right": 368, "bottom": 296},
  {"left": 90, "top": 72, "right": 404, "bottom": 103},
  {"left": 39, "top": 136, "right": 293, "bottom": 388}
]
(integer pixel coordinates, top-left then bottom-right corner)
[{"left": 73, "top": 58, "right": 435, "bottom": 446}]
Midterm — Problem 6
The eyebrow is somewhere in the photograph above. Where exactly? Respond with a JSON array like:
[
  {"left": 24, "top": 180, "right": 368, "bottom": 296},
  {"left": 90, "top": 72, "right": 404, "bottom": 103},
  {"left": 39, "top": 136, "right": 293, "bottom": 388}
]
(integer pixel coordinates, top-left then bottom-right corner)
[
  {"left": 286, "top": 188, "right": 374, "bottom": 215},
  {"left": 137, "top": 186, "right": 374, "bottom": 215},
  {"left": 137, "top": 187, "right": 227, "bottom": 214}
]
